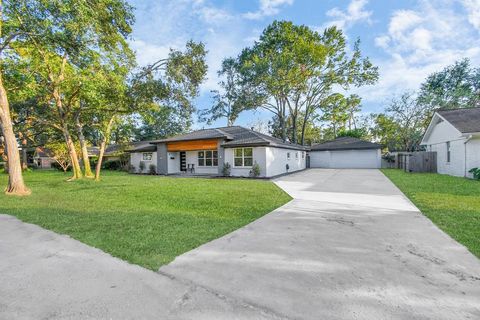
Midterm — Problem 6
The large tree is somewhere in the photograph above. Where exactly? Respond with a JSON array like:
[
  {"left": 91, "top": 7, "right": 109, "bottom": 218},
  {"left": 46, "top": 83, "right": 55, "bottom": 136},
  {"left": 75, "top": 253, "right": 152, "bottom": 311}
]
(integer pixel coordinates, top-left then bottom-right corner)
[
  {"left": 7, "top": 0, "right": 134, "bottom": 181},
  {"left": 237, "top": 21, "right": 378, "bottom": 144},
  {"left": 418, "top": 58, "right": 480, "bottom": 111}
]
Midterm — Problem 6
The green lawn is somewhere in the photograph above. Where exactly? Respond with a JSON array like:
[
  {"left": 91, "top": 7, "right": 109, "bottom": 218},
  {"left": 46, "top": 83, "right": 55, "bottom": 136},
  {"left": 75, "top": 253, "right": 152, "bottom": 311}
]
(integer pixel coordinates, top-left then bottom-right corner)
[
  {"left": 0, "top": 170, "right": 290, "bottom": 270},
  {"left": 382, "top": 169, "right": 480, "bottom": 258}
]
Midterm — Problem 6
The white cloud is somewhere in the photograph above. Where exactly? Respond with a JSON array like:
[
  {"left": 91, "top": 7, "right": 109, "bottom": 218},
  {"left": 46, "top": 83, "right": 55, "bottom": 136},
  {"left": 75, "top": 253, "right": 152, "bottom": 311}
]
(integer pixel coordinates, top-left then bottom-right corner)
[
  {"left": 461, "top": 0, "right": 480, "bottom": 30},
  {"left": 243, "top": 0, "right": 294, "bottom": 20},
  {"left": 360, "top": 0, "right": 480, "bottom": 106},
  {"left": 324, "top": 0, "right": 372, "bottom": 30}
]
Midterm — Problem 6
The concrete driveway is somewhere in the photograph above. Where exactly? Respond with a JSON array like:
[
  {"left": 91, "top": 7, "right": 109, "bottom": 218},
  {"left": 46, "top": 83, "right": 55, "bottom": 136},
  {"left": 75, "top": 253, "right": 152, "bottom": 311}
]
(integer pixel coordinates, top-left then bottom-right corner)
[
  {"left": 161, "top": 169, "right": 480, "bottom": 319},
  {"left": 1, "top": 169, "right": 480, "bottom": 319}
]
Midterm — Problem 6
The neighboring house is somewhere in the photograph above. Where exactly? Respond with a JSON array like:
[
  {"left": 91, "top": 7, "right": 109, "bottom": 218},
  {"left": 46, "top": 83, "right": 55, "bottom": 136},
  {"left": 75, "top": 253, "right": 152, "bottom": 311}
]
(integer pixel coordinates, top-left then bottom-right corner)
[
  {"left": 129, "top": 126, "right": 307, "bottom": 177},
  {"left": 33, "top": 147, "right": 55, "bottom": 169},
  {"left": 309, "top": 137, "right": 382, "bottom": 169},
  {"left": 421, "top": 107, "right": 480, "bottom": 178}
]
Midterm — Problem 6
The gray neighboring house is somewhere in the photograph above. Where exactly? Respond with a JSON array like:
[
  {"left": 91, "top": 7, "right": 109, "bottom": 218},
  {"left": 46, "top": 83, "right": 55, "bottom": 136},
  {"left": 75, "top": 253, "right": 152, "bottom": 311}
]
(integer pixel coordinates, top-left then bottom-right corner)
[
  {"left": 309, "top": 137, "right": 382, "bottom": 169},
  {"left": 129, "top": 126, "right": 307, "bottom": 178},
  {"left": 421, "top": 107, "right": 480, "bottom": 178}
]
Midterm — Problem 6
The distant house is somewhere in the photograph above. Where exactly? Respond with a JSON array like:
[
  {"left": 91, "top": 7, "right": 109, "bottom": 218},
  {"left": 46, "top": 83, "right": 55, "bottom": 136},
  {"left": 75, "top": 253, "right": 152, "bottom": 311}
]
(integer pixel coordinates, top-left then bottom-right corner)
[
  {"left": 33, "top": 147, "right": 55, "bottom": 169},
  {"left": 421, "top": 107, "right": 480, "bottom": 178},
  {"left": 128, "top": 126, "right": 307, "bottom": 178},
  {"left": 309, "top": 137, "right": 382, "bottom": 169}
]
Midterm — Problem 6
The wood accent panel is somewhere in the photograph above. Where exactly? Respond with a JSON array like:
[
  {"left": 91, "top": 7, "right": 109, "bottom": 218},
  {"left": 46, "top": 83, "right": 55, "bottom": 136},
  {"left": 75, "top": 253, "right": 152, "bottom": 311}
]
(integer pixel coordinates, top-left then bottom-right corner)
[{"left": 167, "top": 139, "right": 218, "bottom": 152}]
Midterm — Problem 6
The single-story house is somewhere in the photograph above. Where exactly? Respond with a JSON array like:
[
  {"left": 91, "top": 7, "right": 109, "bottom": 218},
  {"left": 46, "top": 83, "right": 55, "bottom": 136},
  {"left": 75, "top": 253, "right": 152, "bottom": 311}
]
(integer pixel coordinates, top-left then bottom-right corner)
[
  {"left": 33, "top": 147, "right": 55, "bottom": 169},
  {"left": 309, "top": 137, "right": 382, "bottom": 169},
  {"left": 421, "top": 107, "right": 480, "bottom": 178},
  {"left": 129, "top": 126, "right": 308, "bottom": 178}
]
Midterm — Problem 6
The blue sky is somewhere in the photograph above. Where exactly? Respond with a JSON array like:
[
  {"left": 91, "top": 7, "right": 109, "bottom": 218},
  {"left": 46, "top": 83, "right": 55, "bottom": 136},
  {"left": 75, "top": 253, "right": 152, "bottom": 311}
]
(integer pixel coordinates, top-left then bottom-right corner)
[{"left": 128, "top": 0, "right": 480, "bottom": 129}]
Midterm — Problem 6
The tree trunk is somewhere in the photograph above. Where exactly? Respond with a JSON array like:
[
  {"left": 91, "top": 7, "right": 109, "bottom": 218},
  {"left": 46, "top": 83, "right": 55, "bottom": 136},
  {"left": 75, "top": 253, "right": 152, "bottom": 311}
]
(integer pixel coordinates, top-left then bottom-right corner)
[
  {"left": 0, "top": 73, "right": 30, "bottom": 196},
  {"left": 95, "top": 117, "right": 115, "bottom": 181},
  {"left": 75, "top": 115, "right": 93, "bottom": 177},
  {"left": 21, "top": 146, "right": 28, "bottom": 170}
]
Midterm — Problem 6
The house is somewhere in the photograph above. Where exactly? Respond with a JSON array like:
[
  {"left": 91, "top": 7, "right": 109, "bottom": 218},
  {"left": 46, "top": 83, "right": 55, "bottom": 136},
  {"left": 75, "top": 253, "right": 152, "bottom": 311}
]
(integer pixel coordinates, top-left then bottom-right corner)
[
  {"left": 309, "top": 137, "right": 382, "bottom": 169},
  {"left": 129, "top": 126, "right": 308, "bottom": 177},
  {"left": 33, "top": 147, "right": 55, "bottom": 169},
  {"left": 421, "top": 107, "right": 480, "bottom": 178}
]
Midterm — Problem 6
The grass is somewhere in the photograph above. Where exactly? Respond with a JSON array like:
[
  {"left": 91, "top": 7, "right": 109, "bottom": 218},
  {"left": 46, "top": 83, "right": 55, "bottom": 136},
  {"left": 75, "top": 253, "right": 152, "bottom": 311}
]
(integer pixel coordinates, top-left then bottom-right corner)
[
  {"left": 0, "top": 170, "right": 291, "bottom": 270},
  {"left": 382, "top": 169, "right": 480, "bottom": 258}
]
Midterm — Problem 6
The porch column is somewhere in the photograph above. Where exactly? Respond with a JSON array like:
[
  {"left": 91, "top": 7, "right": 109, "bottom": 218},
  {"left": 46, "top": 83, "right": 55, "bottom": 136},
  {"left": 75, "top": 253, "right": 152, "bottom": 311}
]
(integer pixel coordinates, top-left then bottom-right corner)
[
  {"left": 217, "top": 140, "right": 225, "bottom": 176},
  {"left": 156, "top": 143, "right": 168, "bottom": 174}
]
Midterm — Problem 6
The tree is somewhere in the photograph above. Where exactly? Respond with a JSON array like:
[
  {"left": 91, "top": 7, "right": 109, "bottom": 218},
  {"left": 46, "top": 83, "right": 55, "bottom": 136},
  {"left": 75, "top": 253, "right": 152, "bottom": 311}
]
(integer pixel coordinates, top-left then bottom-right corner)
[
  {"left": 418, "top": 58, "right": 480, "bottom": 111},
  {"left": 236, "top": 21, "right": 378, "bottom": 144},
  {"left": 0, "top": 0, "right": 30, "bottom": 195},
  {"left": 45, "top": 141, "right": 78, "bottom": 173},
  {"left": 199, "top": 58, "right": 258, "bottom": 126},
  {"left": 7, "top": 0, "right": 134, "bottom": 181},
  {"left": 373, "top": 92, "right": 426, "bottom": 151}
]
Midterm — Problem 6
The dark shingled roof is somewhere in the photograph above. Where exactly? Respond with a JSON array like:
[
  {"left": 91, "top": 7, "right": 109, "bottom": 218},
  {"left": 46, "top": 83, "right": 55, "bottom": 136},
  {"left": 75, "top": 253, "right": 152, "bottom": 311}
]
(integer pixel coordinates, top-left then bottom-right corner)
[
  {"left": 126, "top": 141, "right": 157, "bottom": 153},
  {"left": 150, "top": 126, "right": 308, "bottom": 150},
  {"left": 311, "top": 137, "right": 381, "bottom": 151},
  {"left": 437, "top": 107, "right": 480, "bottom": 133}
]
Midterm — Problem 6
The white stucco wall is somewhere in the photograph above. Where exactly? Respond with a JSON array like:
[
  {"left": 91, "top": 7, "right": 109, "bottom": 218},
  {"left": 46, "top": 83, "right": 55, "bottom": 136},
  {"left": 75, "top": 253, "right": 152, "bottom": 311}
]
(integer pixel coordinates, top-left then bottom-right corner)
[
  {"left": 224, "top": 147, "right": 267, "bottom": 177},
  {"left": 423, "top": 118, "right": 471, "bottom": 177},
  {"left": 130, "top": 151, "right": 157, "bottom": 174},
  {"left": 466, "top": 138, "right": 480, "bottom": 178},
  {"left": 309, "top": 149, "right": 381, "bottom": 168},
  {"left": 265, "top": 147, "right": 306, "bottom": 177}
]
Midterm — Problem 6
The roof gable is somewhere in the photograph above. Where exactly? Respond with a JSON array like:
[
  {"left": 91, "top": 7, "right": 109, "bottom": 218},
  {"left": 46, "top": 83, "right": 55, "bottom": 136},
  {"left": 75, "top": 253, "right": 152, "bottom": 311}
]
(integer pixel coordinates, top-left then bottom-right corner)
[{"left": 437, "top": 107, "right": 480, "bottom": 133}]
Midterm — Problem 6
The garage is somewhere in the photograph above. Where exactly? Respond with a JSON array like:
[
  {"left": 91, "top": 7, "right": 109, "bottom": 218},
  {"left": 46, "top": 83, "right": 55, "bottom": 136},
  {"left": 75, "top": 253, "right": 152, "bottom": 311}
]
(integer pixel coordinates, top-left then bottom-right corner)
[{"left": 309, "top": 137, "right": 382, "bottom": 169}]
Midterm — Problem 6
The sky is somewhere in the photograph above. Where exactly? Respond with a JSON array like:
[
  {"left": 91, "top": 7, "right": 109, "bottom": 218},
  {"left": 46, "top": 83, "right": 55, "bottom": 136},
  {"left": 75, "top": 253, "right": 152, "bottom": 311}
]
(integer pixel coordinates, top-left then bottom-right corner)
[{"left": 128, "top": 0, "right": 480, "bottom": 129}]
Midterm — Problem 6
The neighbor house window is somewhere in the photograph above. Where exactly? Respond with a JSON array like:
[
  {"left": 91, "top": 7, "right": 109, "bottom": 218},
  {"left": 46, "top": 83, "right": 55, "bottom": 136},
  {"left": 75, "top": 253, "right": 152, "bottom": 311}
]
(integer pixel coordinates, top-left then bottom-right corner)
[
  {"left": 295, "top": 152, "right": 299, "bottom": 159},
  {"left": 234, "top": 148, "right": 253, "bottom": 167},
  {"left": 143, "top": 152, "right": 153, "bottom": 161},
  {"left": 446, "top": 141, "right": 451, "bottom": 163},
  {"left": 287, "top": 152, "right": 290, "bottom": 160},
  {"left": 198, "top": 150, "right": 218, "bottom": 167},
  {"left": 302, "top": 151, "right": 305, "bottom": 159}
]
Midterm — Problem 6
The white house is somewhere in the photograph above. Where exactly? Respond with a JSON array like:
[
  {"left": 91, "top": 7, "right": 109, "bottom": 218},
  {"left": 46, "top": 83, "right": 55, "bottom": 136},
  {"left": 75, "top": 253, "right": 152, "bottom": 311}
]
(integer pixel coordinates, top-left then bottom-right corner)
[
  {"left": 421, "top": 107, "right": 480, "bottom": 178},
  {"left": 129, "top": 126, "right": 307, "bottom": 178},
  {"left": 309, "top": 137, "right": 382, "bottom": 169}
]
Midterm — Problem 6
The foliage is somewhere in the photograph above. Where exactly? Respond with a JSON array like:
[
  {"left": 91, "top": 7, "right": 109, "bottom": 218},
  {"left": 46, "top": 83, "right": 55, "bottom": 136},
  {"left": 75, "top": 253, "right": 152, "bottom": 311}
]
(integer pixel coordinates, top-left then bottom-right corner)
[
  {"left": 337, "top": 128, "right": 367, "bottom": 139},
  {"left": 138, "top": 161, "right": 146, "bottom": 173},
  {"left": 148, "top": 164, "right": 156, "bottom": 175},
  {"left": 250, "top": 162, "right": 261, "bottom": 177},
  {"left": 418, "top": 58, "right": 480, "bottom": 111},
  {"left": 222, "top": 162, "right": 231, "bottom": 176},
  {"left": 199, "top": 58, "right": 259, "bottom": 126},
  {"left": 103, "top": 160, "right": 123, "bottom": 171},
  {"left": 235, "top": 21, "right": 378, "bottom": 144},
  {"left": 0, "top": 170, "right": 290, "bottom": 269},
  {"left": 45, "top": 141, "right": 80, "bottom": 173},
  {"left": 382, "top": 169, "right": 480, "bottom": 258},
  {"left": 469, "top": 168, "right": 480, "bottom": 180}
]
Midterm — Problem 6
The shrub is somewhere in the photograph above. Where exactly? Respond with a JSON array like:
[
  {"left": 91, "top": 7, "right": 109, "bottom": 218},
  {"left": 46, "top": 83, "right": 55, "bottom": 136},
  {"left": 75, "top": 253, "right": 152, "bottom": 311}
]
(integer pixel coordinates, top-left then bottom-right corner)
[
  {"left": 128, "top": 165, "right": 136, "bottom": 173},
  {"left": 222, "top": 162, "right": 231, "bottom": 176},
  {"left": 149, "top": 164, "right": 157, "bottom": 175},
  {"left": 469, "top": 167, "right": 480, "bottom": 180},
  {"left": 138, "top": 161, "right": 146, "bottom": 173},
  {"left": 103, "top": 160, "right": 122, "bottom": 171},
  {"left": 250, "top": 162, "right": 261, "bottom": 177}
]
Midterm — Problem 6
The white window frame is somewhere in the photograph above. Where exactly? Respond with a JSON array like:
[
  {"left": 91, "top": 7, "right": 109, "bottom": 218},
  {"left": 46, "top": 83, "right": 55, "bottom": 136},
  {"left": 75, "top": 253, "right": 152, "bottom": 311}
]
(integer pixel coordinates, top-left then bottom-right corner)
[
  {"left": 287, "top": 152, "right": 291, "bottom": 160},
  {"left": 198, "top": 150, "right": 218, "bottom": 167},
  {"left": 143, "top": 152, "right": 153, "bottom": 161},
  {"left": 302, "top": 151, "right": 305, "bottom": 159},
  {"left": 295, "top": 152, "right": 299, "bottom": 159},
  {"left": 234, "top": 147, "right": 253, "bottom": 167}
]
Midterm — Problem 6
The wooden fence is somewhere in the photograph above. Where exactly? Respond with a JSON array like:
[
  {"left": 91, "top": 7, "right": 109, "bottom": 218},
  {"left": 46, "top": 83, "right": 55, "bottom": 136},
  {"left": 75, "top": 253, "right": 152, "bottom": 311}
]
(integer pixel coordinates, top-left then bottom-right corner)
[{"left": 396, "top": 152, "right": 437, "bottom": 173}]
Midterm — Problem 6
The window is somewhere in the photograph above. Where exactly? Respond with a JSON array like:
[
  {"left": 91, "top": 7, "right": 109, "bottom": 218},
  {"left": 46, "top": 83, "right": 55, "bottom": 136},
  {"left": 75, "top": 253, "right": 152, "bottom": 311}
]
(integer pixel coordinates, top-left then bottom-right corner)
[
  {"left": 143, "top": 152, "right": 153, "bottom": 161},
  {"left": 198, "top": 150, "right": 218, "bottom": 167},
  {"left": 302, "top": 151, "right": 305, "bottom": 159},
  {"left": 287, "top": 152, "right": 290, "bottom": 160},
  {"left": 295, "top": 152, "right": 299, "bottom": 159},
  {"left": 234, "top": 148, "right": 253, "bottom": 167},
  {"left": 446, "top": 141, "right": 451, "bottom": 163}
]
